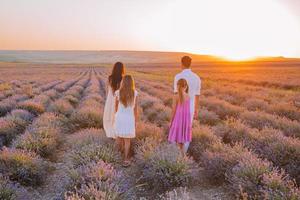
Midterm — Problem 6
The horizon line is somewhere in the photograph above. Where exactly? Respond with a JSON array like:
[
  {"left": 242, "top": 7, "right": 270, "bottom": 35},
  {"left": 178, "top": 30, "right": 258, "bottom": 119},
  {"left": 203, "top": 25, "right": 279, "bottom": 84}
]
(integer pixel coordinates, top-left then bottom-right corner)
[{"left": 1, "top": 49, "right": 299, "bottom": 59}]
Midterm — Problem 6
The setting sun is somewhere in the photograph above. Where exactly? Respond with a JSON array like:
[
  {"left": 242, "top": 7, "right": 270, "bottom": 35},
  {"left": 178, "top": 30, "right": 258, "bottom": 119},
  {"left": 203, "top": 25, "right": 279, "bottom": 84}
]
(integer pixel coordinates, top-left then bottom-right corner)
[{"left": 220, "top": 55, "right": 258, "bottom": 62}]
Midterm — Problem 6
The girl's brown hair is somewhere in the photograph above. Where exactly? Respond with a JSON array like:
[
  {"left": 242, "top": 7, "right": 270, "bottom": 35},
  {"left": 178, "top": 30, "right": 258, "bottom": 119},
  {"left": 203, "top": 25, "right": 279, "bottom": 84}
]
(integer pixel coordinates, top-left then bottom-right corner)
[
  {"left": 177, "top": 79, "right": 189, "bottom": 104},
  {"left": 119, "top": 75, "right": 135, "bottom": 107}
]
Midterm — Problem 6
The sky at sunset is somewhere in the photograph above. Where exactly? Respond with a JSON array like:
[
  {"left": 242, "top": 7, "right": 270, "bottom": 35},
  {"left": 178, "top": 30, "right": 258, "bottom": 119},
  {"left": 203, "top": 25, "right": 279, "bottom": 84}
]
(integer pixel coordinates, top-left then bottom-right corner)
[{"left": 0, "top": 0, "right": 300, "bottom": 60}]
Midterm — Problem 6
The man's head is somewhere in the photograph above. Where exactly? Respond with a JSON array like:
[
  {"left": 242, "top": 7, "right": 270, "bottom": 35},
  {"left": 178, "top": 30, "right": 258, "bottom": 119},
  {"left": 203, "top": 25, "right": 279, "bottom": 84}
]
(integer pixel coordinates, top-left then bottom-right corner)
[{"left": 181, "top": 56, "right": 192, "bottom": 69}]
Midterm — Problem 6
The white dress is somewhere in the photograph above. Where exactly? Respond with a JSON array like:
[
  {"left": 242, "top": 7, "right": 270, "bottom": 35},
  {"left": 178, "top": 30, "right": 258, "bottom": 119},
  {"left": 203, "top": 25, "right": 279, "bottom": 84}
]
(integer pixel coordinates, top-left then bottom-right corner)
[
  {"left": 103, "top": 86, "right": 116, "bottom": 138},
  {"left": 114, "top": 90, "right": 138, "bottom": 138}
]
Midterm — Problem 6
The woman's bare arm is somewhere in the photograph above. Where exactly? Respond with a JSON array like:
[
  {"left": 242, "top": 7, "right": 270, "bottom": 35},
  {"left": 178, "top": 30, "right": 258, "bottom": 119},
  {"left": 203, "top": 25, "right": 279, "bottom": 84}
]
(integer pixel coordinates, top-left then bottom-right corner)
[
  {"left": 115, "top": 98, "right": 119, "bottom": 113},
  {"left": 106, "top": 80, "right": 109, "bottom": 96}
]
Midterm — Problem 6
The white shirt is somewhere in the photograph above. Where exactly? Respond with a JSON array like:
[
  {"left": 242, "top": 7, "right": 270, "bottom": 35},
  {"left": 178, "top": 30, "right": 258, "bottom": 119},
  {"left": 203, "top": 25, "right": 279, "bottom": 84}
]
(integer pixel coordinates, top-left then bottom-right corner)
[{"left": 174, "top": 69, "right": 201, "bottom": 120}]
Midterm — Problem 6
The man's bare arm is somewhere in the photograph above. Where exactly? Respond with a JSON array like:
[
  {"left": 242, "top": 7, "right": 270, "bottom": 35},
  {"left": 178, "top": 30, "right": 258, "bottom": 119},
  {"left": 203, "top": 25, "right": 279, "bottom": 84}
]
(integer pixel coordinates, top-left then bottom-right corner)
[{"left": 194, "top": 95, "right": 200, "bottom": 119}]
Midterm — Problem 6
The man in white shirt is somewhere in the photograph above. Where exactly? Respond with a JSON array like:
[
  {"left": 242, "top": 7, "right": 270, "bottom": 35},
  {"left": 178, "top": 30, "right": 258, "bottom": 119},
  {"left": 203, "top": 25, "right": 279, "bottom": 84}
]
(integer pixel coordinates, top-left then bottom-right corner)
[{"left": 173, "top": 56, "right": 201, "bottom": 152}]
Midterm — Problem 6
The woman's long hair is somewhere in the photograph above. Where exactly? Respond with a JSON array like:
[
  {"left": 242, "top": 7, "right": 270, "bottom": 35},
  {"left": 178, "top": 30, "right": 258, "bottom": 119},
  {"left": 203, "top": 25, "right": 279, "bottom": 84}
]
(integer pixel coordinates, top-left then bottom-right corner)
[
  {"left": 109, "top": 62, "right": 125, "bottom": 92},
  {"left": 177, "top": 79, "right": 189, "bottom": 104},
  {"left": 119, "top": 75, "right": 135, "bottom": 107}
]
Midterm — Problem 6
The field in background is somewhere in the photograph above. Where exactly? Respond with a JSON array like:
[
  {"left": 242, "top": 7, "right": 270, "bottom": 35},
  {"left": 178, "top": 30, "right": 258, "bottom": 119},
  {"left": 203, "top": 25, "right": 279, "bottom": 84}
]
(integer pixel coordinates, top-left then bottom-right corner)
[{"left": 0, "top": 61, "right": 300, "bottom": 200}]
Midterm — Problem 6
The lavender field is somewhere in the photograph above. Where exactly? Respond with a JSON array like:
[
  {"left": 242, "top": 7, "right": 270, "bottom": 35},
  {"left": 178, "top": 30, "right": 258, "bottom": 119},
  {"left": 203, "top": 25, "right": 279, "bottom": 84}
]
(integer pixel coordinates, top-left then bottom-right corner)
[{"left": 0, "top": 63, "right": 300, "bottom": 200}]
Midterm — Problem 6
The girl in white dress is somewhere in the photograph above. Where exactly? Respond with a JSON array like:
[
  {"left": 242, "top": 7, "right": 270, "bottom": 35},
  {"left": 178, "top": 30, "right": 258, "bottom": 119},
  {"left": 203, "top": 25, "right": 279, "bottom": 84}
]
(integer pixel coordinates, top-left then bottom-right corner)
[
  {"left": 114, "top": 75, "right": 138, "bottom": 167},
  {"left": 103, "top": 62, "right": 125, "bottom": 138}
]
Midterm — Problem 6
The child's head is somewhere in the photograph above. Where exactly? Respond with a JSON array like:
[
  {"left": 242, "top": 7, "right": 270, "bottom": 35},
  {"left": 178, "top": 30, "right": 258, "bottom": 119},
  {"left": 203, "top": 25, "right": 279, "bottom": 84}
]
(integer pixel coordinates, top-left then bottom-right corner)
[
  {"left": 177, "top": 79, "right": 189, "bottom": 104},
  {"left": 119, "top": 75, "right": 135, "bottom": 107}
]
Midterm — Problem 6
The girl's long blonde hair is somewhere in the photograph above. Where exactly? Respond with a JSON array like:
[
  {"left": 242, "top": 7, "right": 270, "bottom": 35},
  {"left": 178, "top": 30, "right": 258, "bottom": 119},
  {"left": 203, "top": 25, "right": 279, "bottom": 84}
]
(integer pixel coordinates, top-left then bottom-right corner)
[
  {"left": 119, "top": 75, "right": 135, "bottom": 107},
  {"left": 177, "top": 79, "right": 189, "bottom": 104}
]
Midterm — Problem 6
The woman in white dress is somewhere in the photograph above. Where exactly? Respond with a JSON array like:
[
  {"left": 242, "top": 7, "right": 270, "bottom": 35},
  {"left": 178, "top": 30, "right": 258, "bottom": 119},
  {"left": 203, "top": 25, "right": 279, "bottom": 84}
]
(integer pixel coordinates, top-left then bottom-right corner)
[
  {"left": 103, "top": 62, "right": 125, "bottom": 139},
  {"left": 114, "top": 75, "right": 138, "bottom": 167}
]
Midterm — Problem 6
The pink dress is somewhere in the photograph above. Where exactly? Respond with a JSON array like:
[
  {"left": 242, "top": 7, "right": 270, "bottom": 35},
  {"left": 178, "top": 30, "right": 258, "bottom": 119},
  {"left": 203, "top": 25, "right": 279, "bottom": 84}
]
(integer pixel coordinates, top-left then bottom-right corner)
[{"left": 168, "top": 98, "right": 192, "bottom": 143}]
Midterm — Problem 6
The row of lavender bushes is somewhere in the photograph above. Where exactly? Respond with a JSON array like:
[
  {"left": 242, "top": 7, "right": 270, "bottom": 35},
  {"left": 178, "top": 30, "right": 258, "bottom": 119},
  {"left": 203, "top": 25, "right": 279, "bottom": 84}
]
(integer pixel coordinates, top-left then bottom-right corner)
[
  {"left": 0, "top": 72, "right": 90, "bottom": 198},
  {"left": 0, "top": 87, "right": 61, "bottom": 147},
  {"left": 0, "top": 75, "right": 85, "bottom": 147},
  {"left": 199, "top": 96, "right": 300, "bottom": 138},
  {"left": 138, "top": 90, "right": 171, "bottom": 129},
  {"left": 12, "top": 76, "right": 91, "bottom": 158},
  {"left": 0, "top": 80, "right": 62, "bottom": 117},
  {"left": 63, "top": 127, "right": 125, "bottom": 199},
  {"left": 187, "top": 124, "right": 300, "bottom": 199},
  {"left": 213, "top": 119, "right": 300, "bottom": 184},
  {"left": 68, "top": 76, "right": 104, "bottom": 131},
  {"left": 0, "top": 80, "right": 37, "bottom": 101},
  {"left": 17, "top": 74, "right": 84, "bottom": 116},
  {"left": 205, "top": 83, "right": 300, "bottom": 121}
]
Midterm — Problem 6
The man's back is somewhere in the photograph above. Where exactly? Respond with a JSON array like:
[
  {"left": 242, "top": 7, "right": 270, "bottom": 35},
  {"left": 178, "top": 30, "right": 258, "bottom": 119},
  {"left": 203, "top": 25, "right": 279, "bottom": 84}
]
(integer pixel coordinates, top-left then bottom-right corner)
[{"left": 174, "top": 69, "right": 201, "bottom": 97}]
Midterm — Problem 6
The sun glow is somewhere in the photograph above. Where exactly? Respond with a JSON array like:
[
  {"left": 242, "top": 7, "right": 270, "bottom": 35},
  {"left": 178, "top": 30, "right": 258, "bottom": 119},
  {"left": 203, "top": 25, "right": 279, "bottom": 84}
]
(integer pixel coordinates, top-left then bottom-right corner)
[
  {"left": 172, "top": 0, "right": 300, "bottom": 59},
  {"left": 137, "top": 0, "right": 300, "bottom": 60},
  {"left": 221, "top": 55, "right": 258, "bottom": 62}
]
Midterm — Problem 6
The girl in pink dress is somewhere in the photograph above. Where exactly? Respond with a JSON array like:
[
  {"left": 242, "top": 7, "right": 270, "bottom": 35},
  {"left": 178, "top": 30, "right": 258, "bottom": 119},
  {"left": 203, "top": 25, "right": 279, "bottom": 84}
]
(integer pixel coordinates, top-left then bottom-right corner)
[{"left": 168, "top": 78, "right": 192, "bottom": 155}]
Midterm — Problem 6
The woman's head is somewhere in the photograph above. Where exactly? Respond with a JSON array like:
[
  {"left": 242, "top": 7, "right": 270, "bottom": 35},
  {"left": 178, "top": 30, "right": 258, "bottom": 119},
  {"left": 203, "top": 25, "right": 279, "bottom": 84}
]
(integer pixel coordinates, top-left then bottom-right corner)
[
  {"left": 119, "top": 75, "right": 135, "bottom": 107},
  {"left": 177, "top": 79, "right": 189, "bottom": 104},
  {"left": 109, "top": 62, "right": 125, "bottom": 92}
]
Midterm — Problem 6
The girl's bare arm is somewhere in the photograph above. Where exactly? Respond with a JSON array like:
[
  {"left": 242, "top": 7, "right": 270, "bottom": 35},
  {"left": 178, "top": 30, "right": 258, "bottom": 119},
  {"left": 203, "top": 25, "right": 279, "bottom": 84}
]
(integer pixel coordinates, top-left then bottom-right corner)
[
  {"left": 134, "top": 97, "right": 138, "bottom": 120},
  {"left": 171, "top": 94, "right": 177, "bottom": 120}
]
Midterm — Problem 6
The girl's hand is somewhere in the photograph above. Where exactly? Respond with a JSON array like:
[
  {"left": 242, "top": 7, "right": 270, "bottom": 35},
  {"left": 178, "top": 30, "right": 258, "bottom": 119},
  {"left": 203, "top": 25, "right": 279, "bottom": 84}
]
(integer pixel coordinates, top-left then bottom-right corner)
[
  {"left": 194, "top": 109, "right": 198, "bottom": 120},
  {"left": 171, "top": 94, "right": 177, "bottom": 120}
]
